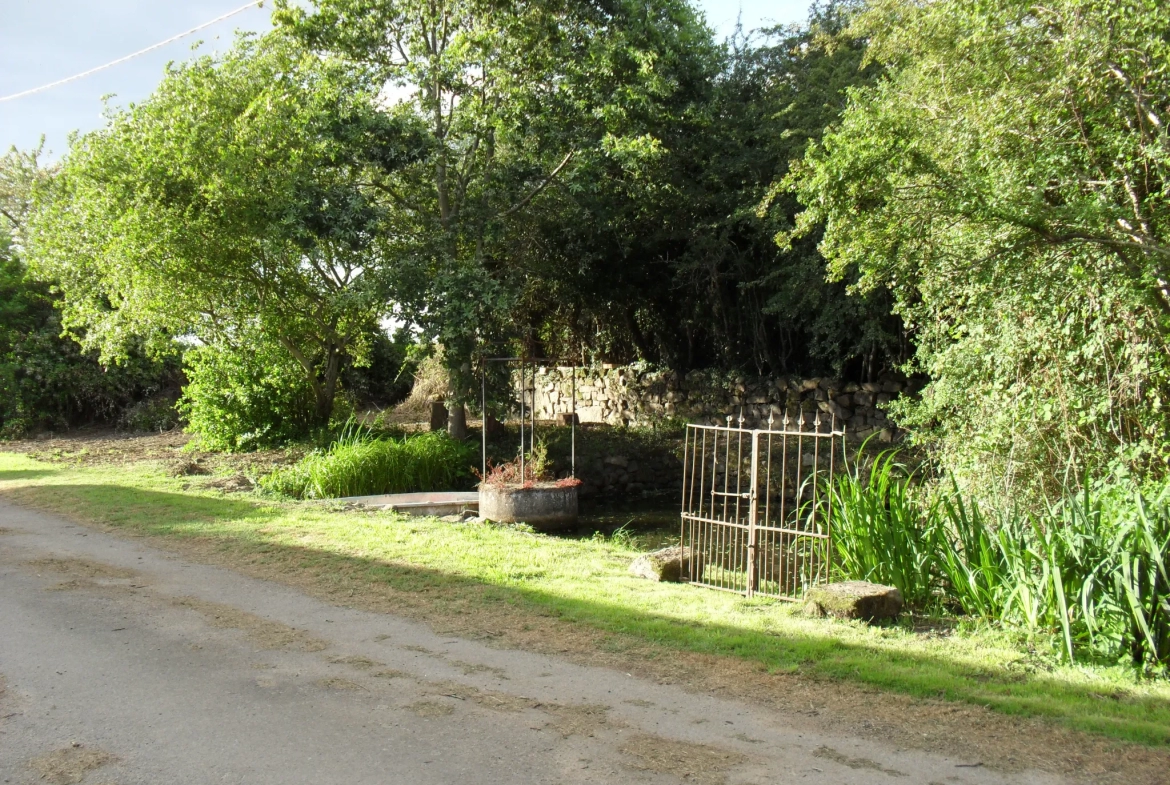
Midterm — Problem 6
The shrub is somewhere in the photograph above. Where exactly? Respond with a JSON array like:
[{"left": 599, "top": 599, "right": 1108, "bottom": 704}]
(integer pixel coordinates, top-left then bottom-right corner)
[
  {"left": 178, "top": 340, "right": 318, "bottom": 452},
  {"left": 340, "top": 326, "right": 419, "bottom": 409},
  {"left": 118, "top": 395, "right": 182, "bottom": 433},
  {"left": 0, "top": 244, "right": 181, "bottom": 438},
  {"left": 261, "top": 427, "right": 475, "bottom": 499}
]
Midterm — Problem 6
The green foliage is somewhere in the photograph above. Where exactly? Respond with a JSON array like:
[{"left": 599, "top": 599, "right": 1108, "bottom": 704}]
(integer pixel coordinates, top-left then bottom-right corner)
[
  {"left": 341, "top": 326, "right": 420, "bottom": 409},
  {"left": 1, "top": 147, "right": 178, "bottom": 438},
  {"left": 179, "top": 340, "right": 318, "bottom": 452},
  {"left": 495, "top": 1, "right": 903, "bottom": 377},
  {"left": 28, "top": 33, "right": 426, "bottom": 427},
  {"left": 786, "top": 0, "right": 1170, "bottom": 502},
  {"left": 277, "top": 0, "right": 777, "bottom": 387},
  {"left": 830, "top": 461, "right": 1170, "bottom": 669},
  {"left": 261, "top": 428, "right": 475, "bottom": 499}
]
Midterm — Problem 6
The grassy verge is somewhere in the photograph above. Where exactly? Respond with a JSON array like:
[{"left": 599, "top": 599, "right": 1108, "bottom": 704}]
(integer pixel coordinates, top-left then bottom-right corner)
[{"left": 2, "top": 451, "right": 1169, "bottom": 748}]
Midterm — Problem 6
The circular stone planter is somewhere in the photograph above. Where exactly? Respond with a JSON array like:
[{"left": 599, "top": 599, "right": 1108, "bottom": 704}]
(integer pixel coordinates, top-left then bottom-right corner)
[{"left": 478, "top": 483, "right": 579, "bottom": 530}]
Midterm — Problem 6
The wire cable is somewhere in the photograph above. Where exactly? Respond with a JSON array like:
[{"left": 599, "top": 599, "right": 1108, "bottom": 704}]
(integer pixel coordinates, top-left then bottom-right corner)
[{"left": 0, "top": 1, "right": 264, "bottom": 103}]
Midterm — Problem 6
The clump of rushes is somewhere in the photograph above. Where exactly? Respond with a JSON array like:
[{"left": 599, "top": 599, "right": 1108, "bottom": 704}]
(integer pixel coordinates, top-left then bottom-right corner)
[
  {"left": 261, "top": 425, "right": 475, "bottom": 500},
  {"left": 828, "top": 448, "right": 1170, "bottom": 670},
  {"left": 828, "top": 449, "right": 941, "bottom": 608}
]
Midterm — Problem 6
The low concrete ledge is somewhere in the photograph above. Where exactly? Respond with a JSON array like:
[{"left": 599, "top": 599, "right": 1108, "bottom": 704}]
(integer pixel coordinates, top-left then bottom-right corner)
[{"left": 340, "top": 491, "right": 478, "bottom": 518}]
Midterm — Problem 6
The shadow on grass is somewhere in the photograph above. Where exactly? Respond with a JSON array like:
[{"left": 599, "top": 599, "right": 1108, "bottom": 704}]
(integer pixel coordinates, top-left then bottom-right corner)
[
  {"left": 9, "top": 481, "right": 1170, "bottom": 747},
  {"left": 0, "top": 468, "right": 60, "bottom": 481},
  {"left": 3, "top": 483, "right": 273, "bottom": 527}
]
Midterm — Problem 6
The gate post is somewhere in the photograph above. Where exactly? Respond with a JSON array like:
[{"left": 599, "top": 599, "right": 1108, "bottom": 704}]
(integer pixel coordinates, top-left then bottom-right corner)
[{"left": 746, "top": 430, "right": 760, "bottom": 597}]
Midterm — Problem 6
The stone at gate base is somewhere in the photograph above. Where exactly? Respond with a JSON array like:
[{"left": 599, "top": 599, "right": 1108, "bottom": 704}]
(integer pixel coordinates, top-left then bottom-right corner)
[
  {"left": 629, "top": 546, "right": 703, "bottom": 582},
  {"left": 803, "top": 581, "right": 903, "bottom": 621}
]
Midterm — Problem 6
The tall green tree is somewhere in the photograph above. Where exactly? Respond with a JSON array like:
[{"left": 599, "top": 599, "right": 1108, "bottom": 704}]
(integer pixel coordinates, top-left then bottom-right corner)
[
  {"left": 29, "top": 34, "right": 427, "bottom": 445},
  {"left": 498, "top": 1, "right": 901, "bottom": 377},
  {"left": 786, "top": 0, "right": 1170, "bottom": 500},
  {"left": 275, "top": 0, "right": 722, "bottom": 384}
]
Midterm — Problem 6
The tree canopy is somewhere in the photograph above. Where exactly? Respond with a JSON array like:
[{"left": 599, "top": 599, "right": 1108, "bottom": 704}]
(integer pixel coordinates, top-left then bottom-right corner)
[
  {"left": 786, "top": 0, "right": 1170, "bottom": 499},
  {"left": 29, "top": 34, "right": 428, "bottom": 442},
  {"left": 19, "top": 0, "right": 1167, "bottom": 508}
]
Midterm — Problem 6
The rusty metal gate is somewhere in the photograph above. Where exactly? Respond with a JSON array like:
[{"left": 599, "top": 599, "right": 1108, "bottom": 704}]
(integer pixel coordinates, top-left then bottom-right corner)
[{"left": 680, "top": 412, "right": 845, "bottom": 600}]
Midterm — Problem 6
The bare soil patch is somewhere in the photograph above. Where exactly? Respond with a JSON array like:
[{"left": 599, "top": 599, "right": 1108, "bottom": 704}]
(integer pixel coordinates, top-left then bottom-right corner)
[
  {"left": 619, "top": 733, "right": 747, "bottom": 785},
  {"left": 3, "top": 428, "right": 298, "bottom": 477},
  {"left": 168, "top": 596, "right": 328, "bottom": 652},
  {"left": 406, "top": 699, "right": 455, "bottom": 718},
  {"left": 28, "top": 745, "right": 117, "bottom": 785},
  {"left": 318, "top": 677, "right": 365, "bottom": 691},
  {"left": 327, "top": 654, "right": 382, "bottom": 670},
  {"left": 24, "top": 557, "right": 139, "bottom": 582}
]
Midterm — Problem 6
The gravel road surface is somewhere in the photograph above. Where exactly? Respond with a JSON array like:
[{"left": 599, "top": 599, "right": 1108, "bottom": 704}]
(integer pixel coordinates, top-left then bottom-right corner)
[{"left": 0, "top": 499, "right": 1062, "bottom": 784}]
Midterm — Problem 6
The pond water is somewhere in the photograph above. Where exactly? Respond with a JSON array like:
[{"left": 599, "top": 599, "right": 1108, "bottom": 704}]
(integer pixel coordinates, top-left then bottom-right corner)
[{"left": 565, "top": 491, "right": 680, "bottom": 549}]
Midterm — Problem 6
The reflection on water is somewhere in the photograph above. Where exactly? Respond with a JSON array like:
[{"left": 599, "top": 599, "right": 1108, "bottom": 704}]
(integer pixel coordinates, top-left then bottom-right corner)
[{"left": 566, "top": 492, "right": 679, "bottom": 549}]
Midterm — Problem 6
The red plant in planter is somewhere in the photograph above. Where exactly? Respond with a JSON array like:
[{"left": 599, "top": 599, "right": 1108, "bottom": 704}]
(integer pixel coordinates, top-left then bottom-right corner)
[{"left": 476, "top": 452, "right": 581, "bottom": 490}]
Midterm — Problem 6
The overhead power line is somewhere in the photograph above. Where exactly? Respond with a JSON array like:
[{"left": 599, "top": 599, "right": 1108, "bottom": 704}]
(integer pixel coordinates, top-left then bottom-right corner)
[{"left": 0, "top": 1, "right": 264, "bottom": 103}]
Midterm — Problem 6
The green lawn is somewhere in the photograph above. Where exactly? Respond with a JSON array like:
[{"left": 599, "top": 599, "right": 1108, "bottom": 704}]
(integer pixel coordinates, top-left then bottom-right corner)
[{"left": 2, "top": 451, "right": 1169, "bottom": 746}]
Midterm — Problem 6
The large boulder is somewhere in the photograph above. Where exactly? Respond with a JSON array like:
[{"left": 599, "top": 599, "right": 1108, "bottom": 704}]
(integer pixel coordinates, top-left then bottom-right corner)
[
  {"left": 803, "top": 581, "right": 903, "bottom": 621},
  {"left": 629, "top": 546, "right": 702, "bottom": 583}
]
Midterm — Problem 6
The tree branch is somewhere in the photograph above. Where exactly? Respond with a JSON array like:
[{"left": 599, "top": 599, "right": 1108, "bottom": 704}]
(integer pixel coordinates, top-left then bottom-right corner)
[
  {"left": 498, "top": 150, "right": 576, "bottom": 221},
  {"left": 0, "top": 205, "right": 22, "bottom": 229}
]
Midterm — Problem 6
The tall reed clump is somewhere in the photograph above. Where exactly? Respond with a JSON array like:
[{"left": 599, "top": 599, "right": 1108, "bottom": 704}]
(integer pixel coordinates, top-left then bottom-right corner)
[
  {"left": 829, "top": 451, "right": 940, "bottom": 607},
  {"left": 828, "top": 450, "right": 1170, "bottom": 670},
  {"left": 261, "top": 424, "right": 475, "bottom": 500}
]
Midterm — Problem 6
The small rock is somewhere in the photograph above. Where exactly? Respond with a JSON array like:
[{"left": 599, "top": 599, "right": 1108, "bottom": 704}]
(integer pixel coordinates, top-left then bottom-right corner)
[
  {"left": 804, "top": 581, "right": 903, "bottom": 621},
  {"left": 203, "top": 474, "right": 253, "bottom": 492},
  {"left": 168, "top": 460, "right": 210, "bottom": 477},
  {"left": 629, "top": 546, "right": 702, "bottom": 583}
]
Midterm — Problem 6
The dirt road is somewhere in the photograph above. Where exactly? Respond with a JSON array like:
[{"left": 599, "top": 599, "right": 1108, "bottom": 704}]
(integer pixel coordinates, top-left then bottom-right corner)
[{"left": 0, "top": 499, "right": 1065, "bottom": 784}]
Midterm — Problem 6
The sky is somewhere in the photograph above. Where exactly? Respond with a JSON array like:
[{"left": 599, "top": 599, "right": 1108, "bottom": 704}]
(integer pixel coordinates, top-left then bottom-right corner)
[{"left": 0, "top": 0, "right": 811, "bottom": 158}]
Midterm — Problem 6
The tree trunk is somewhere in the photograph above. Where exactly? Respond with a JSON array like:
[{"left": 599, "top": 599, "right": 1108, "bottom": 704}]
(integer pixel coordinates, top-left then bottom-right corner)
[
  {"left": 447, "top": 403, "right": 467, "bottom": 441},
  {"left": 429, "top": 400, "right": 449, "bottom": 432},
  {"left": 313, "top": 347, "right": 342, "bottom": 425}
]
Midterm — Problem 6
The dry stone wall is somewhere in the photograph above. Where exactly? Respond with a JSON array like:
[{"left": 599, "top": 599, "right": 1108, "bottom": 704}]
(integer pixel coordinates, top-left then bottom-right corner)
[{"left": 521, "top": 365, "right": 914, "bottom": 443}]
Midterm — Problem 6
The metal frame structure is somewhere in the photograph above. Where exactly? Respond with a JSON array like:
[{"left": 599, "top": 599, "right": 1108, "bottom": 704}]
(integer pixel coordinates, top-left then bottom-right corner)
[
  {"left": 680, "top": 410, "right": 845, "bottom": 600},
  {"left": 479, "top": 357, "right": 577, "bottom": 480}
]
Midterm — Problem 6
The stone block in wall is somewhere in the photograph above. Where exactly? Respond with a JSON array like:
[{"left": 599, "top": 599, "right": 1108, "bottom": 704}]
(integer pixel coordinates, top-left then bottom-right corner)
[
  {"left": 820, "top": 400, "right": 852, "bottom": 421},
  {"left": 801, "top": 378, "right": 820, "bottom": 391},
  {"left": 835, "top": 394, "right": 853, "bottom": 408},
  {"left": 576, "top": 405, "right": 604, "bottom": 423}
]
